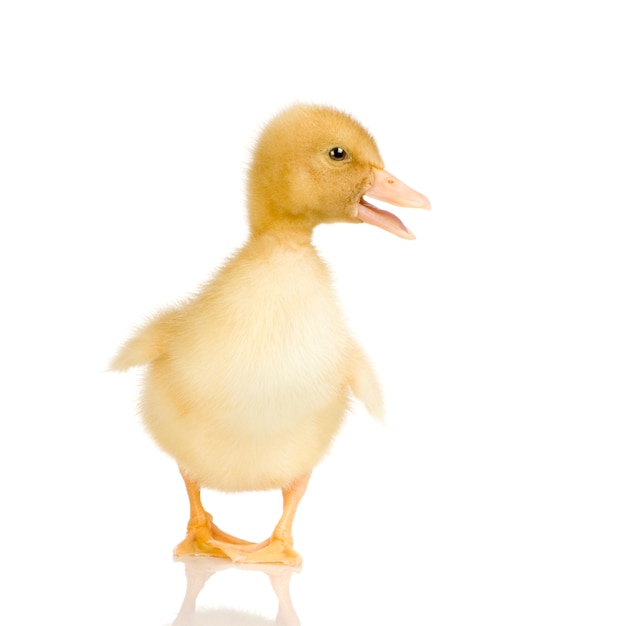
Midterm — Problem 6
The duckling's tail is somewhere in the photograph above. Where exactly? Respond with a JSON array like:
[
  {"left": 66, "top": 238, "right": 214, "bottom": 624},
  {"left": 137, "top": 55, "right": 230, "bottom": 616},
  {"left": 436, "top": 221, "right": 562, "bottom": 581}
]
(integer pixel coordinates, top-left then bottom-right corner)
[{"left": 110, "top": 309, "right": 175, "bottom": 371}]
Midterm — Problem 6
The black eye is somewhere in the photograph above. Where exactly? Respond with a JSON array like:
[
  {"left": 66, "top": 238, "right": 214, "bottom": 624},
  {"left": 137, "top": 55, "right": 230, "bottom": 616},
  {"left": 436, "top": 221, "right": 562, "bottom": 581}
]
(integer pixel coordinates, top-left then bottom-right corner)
[{"left": 329, "top": 147, "right": 347, "bottom": 161}]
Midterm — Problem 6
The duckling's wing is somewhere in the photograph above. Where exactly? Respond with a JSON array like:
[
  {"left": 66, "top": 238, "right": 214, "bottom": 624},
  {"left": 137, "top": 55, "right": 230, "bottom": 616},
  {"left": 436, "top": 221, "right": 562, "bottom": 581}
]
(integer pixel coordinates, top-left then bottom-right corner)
[
  {"left": 347, "top": 341, "right": 385, "bottom": 421},
  {"left": 110, "top": 308, "right": 178, "bottom": 371}
]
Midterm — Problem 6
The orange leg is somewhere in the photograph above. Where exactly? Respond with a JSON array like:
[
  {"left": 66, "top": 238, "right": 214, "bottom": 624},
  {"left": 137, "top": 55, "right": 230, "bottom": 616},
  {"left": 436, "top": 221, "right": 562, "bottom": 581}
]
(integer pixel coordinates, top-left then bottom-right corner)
[
  {"left": 213, "top": 472, "right": 311, "bottom": 566},
  {"left": 174, "top": 469, "right": 254, "bottom": 557}
]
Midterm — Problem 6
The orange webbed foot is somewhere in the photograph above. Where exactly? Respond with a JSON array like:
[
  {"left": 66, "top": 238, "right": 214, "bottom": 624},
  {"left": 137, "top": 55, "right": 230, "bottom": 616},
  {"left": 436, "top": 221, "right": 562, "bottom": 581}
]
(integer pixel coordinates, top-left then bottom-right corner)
[{"left": 174, "top": 520, "right": 257, "bottom": 557}]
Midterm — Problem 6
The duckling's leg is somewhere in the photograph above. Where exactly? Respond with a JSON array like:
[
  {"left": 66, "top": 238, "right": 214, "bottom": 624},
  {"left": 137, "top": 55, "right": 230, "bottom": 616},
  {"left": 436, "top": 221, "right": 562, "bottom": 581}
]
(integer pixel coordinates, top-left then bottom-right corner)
[
  {"left": 214, "top": 472, "right": 311, "bottom": 566},
  {"left": 174, "top": 469, "right": 254, "bottom": 557}
]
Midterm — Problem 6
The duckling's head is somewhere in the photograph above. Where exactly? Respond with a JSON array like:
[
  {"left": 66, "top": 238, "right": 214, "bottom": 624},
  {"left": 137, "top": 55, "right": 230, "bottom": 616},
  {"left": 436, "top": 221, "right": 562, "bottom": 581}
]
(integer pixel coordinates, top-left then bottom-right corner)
[{"left": 247, "top": 104, "right": 429, "bottom": 239}]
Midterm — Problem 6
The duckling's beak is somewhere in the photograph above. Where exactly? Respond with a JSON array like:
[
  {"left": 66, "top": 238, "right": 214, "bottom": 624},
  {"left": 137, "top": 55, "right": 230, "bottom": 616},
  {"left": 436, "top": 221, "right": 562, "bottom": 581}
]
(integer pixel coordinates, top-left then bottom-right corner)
[{"left": 358, "top": 168, "right": 430, "bottom": 240}]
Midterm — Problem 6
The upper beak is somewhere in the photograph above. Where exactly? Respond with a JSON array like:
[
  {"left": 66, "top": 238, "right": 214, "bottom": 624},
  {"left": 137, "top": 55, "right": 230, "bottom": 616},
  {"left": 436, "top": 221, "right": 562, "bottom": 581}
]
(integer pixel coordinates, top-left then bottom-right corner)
[{"left": 357, "top": 168, "right": 430, "bottom": 239}]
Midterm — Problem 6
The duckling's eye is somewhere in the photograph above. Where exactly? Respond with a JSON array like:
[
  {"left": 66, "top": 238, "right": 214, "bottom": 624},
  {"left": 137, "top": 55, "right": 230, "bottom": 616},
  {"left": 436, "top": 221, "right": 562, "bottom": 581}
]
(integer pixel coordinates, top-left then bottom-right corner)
[{"left": 328, "top": 147, "right": 348, "bottom": 161}]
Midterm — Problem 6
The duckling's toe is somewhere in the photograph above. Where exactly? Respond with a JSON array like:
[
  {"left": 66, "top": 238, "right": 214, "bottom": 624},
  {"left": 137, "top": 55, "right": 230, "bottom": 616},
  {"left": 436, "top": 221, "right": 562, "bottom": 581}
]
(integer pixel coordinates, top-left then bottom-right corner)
[
  {"left": 213, "top": 538, "right": 302, "bottom": 566},
  {"left": 210, "top": 522, "right": 257, "bottom": 546}
]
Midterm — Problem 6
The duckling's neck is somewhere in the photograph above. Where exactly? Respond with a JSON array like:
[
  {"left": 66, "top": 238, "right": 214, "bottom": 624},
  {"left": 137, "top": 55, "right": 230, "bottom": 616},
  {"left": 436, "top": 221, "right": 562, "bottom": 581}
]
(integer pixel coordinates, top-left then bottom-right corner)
[{"left": 248, "top": 218, "right": 314, "bottom": 248}]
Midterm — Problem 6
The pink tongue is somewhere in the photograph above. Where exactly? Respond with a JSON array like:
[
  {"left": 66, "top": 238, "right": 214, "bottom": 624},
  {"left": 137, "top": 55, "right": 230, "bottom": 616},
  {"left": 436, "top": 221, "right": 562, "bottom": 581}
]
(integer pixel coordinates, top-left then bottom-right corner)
[{"left": 357, "top": 199, "right": 416, "bottom": 240}]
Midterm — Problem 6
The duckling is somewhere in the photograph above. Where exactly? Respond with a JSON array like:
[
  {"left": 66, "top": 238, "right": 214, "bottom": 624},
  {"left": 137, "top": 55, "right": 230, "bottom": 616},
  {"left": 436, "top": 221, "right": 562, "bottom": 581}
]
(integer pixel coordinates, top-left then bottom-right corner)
[{"left": 112, "top": 104, "right": 430, "bottom": 565}]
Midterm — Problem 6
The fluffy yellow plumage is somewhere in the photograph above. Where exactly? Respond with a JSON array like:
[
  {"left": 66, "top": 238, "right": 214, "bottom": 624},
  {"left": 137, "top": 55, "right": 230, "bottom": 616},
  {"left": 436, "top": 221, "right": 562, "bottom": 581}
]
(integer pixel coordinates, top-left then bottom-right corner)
[{"left": 112, "top": 104, "right": 429, "bottom": 564}]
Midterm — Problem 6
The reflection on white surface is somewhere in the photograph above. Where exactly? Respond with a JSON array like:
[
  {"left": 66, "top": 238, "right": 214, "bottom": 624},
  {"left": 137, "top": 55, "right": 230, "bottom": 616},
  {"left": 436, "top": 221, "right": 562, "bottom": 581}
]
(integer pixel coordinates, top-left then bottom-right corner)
[{"left": 171, "top": 557, "right": 301, "bottom": 626}]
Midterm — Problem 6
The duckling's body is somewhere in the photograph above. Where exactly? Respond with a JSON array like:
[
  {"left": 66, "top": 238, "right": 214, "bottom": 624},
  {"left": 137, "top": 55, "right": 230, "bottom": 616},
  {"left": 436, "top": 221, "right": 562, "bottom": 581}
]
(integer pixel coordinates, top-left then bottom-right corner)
[
  {"left": 138, "top": 233, "right": 376, "bottom": 492},
  {"left": 113, "top": 104, "right": 429, "bottom": 565}
]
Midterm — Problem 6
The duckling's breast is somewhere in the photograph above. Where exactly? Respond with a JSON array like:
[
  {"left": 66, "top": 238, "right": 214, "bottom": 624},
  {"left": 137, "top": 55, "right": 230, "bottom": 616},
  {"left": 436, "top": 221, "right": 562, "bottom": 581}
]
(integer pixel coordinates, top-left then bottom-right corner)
[{"left": 188, "top": 243, "right": 350, "bottom": 432}]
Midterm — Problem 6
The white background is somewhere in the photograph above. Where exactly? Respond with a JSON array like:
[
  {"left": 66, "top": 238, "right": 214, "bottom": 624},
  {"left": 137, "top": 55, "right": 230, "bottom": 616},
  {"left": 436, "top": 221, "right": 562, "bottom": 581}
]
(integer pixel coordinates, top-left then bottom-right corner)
[{"left": 1, "top": 1, "right": 625, "bottom": 624}]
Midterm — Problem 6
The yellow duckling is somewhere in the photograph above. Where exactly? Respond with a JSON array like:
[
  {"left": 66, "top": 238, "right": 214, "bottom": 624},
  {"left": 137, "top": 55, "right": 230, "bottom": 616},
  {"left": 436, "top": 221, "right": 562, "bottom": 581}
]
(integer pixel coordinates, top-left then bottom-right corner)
[{"left": 112, "top": 104, "right": 430, "bottom": 565}]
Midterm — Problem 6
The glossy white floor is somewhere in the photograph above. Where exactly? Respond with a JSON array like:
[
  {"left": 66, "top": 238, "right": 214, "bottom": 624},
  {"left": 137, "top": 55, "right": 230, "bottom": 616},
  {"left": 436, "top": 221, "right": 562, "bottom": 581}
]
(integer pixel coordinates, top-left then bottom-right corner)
[{"left": 2, "top": 2, "right": 625, "bottom": 624}]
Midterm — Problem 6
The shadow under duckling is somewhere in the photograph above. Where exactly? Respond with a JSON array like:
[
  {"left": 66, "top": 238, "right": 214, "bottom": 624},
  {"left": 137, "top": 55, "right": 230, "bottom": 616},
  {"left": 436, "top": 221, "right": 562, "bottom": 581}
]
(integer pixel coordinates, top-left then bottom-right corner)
[{"left": 112, "top": 104, "right": 429, "bottom": 566}]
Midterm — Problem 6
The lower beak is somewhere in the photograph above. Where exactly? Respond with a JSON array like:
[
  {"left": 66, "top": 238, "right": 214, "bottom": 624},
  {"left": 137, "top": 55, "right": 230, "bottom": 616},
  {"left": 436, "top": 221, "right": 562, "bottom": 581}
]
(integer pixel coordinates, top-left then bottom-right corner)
[{"left": 357, "top": 168, "right": 430, "bottom": 239}]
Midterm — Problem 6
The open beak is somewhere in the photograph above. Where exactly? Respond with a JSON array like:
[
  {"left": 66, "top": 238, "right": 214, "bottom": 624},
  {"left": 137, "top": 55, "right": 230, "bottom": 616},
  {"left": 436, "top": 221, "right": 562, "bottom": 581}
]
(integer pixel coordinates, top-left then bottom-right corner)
[{"left": 358, "top": 168, "right": 430, "bottom": 239}]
